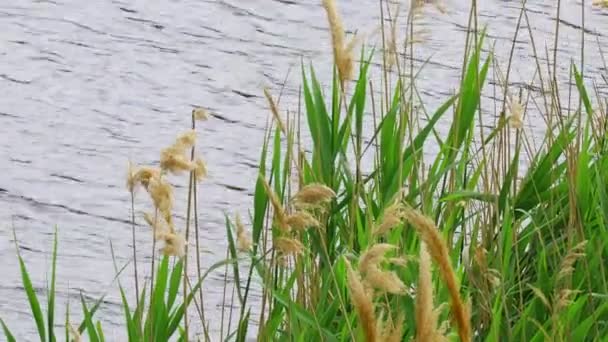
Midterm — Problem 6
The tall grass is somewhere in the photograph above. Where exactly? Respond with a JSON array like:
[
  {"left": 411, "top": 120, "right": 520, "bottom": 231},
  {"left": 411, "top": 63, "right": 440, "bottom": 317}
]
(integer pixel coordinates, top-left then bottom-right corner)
[{"left": 3, "top": 0, "right": 608, "bottom": 341}]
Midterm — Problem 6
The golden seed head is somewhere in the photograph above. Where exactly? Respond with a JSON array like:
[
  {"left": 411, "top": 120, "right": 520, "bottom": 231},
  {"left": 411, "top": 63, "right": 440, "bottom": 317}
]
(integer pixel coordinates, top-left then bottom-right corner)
[
  {"left": 68, "top": 322, "right": 82, "bottom": 342},
  {"left": 260, "top": 177, "right": 289, "bottom": 232},
  {"left": 193, "top": 107, "right": 209, "bottom": 121},
  {"left": 158, "top": 232, "right": 186, "bottom": 257},
  {"left": 235, "top": 213, "right": 252, "bottom": 252},
  {"left": 292, "top": 183, "right": 336, "bottom": 206},
  {"left": 372, "top": 202, "right": 405, "bottom": 237},
  {"left": 557, "top": 240, "right": 587, "bottom": 283},
  {"left": 321, "top": 0, "right": 354, "bottom": 87},
  {"left": 507, "top": 96, "right": 524, "bottom": 130},
  {"left": 404, "top": 208, "right": 471, "bottom": 342},
  {"left": 359, "top": 244, "right": 406, "bottom": 295},
  {"left": 143, "top": 212, "right": 171, "bottom": 237},
  {"left": 286, "top": 211, "right": 321, "bottom": 231},
  {"left": 194, "top": 157, "right": 208, "bottom": 181},
  {"left": 148, "top": 177, "right": 174, "bottom": 222},
  {"left": 344, "top": 258, "right": 377, "bottom": 342},
  {"left": 416, "top": 243, "right": 437, "bottom": 342},
  {"left": 275, "top": 237, "right": 304, "bottom": 256},
  {"left": 128, "top": 165, "right": 161, "bottom": 192},
  {"left": 160, "top": 147, "right": 195, "bottom": 174},
  {"left": 263, "top": 88, "right": 287, "bottom": 134},
  {"left": 380, "top": 313, "right": 404, "bottom": 342},
  {"left": 176, "top": 130, "right": 197, "bottom": 148}
]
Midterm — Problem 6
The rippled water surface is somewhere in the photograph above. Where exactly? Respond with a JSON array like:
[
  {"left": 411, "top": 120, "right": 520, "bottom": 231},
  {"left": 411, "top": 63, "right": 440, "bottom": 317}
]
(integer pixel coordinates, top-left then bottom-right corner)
[{"left": 1, "top": 0, "right": 607, "bottom": 339}]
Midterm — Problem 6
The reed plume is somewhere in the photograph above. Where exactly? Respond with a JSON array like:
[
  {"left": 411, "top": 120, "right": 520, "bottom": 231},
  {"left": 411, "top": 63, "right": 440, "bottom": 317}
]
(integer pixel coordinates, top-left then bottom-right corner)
[
  {"left": 263, "top": 88, "right": 286, "bottom": 134},
  {"left": 404, "top": 208, "right": 471, "bottom": 341},
  {"left": 127, "top": 165, "right": 161, "bottom": 192},
  {"left": 194, "top": 157, "right": 208, "bottom": 181},
  {"left": 193, "top": 107, "right": 209, "bottom": 121},
  {"left": 345, "top": 259, "right": 377, "bottom": 342},
  {"left": 379, "top": 313, "right": 404, "bottom": 342},
  {"left": 415, "top": 243, "right": 448, "bottom": 342},
  {"left": 235, "top": 213, "right": 252, "bottom": 252},
  {"left": 261, "top": 177, "right": 289, "bottom": 232},
  {"left": 359, "top": 244, "right": 406, "bottom": 295},
  {"left": 275, "top": 237, "right": 304, "bottom": 256},
  {"left": 157, "top": 232, "right": 186, "bottom": 257},
  {"left": 372, "top": 202, "right": 405, "bottom": 237},
  {"left": 321, "top": 0, "right": 355, "bottom": 87},
  {"left": 292, "top": 183, "right": 336, "bottom": 207},
  {"left": 286, "top": 211, "right": 320, "bottom": 231},
  {"left": 148, "top": 176, "right": 174, "bottom": 223}
]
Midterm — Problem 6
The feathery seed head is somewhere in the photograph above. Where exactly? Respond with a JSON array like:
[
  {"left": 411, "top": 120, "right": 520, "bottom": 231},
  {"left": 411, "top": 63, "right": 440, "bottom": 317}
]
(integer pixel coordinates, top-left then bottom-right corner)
[
  {"left": 193, "top": 107, "right": 209, "bottom": 121},
  {"left": 275, "top": 237, "right": 304, "bottom": 256},
  {"left": 359, "top": 244, "right": 406, "bottom": 295},
  {"left": 176, "top": 130, "right": 197, "bottom": 148},
  {"left": 263, "top": 88, "right": 287, "bottom": 134},
  {"left": 160, "top": 146, "right": 195, "bottom": 174},
  {"left": 148, "top": 176, "right": 174, "bottom": 222},
  {"left": 286, "top": 211, "right": 321, "bottom": 231},
  {"left": 128, "top": 165, "right": 161, "bottom": 192},
  {"left": 557, "top": 240, "right": 587, "bottom": 283},
  {"left": 235, "top": 213, "right": 252, "bottom": 252},
  {"left": 321, "top": 0, "right": 354, "bottom": 87},
  {"left": 345, "top": 258, "right": 377, "bottom": 342},
  {"left": 292, "top": 183, "right": 336, "bottom": 206},
  {"left": 157, "top": 232, "right": 186, "bottom": 257},
  {"left": 260, "top": 177, "right": 289, "bottom": 232},
  {"left": 404, "top": 208, "right": 471, "bottom": 342},
  {"left": 194, "top": 157, "right": 208, "bottom": 181},
  {"left": 373, "top": 202, "right": 405, "bottom": 237}
]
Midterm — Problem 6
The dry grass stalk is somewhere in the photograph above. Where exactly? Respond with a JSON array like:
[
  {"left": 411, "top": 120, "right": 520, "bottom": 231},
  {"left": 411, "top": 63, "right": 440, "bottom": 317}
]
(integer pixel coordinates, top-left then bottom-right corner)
[
  {"left": 263, "top": 88, "right": 287, "bottom": 134},
  {"left": 345, "top": 259, "right": 377, "bottom": 342},
  {"left": 286, "top": 211, "right": 320, "bottom": 231},
  {"left": 321, "top": 0, "right": 355, "bottom": 87},
  {"left": 193, "top": 107, "right": 209, "bottom": 121},
  {"left": 235, "top": 213, "right": 252, "bottom": 252},
  {"left": 359, "top": 244, "right": 406, "bottom": 295},
  {"left": 404, "top": 208, "right": 471, "bottom": 342},
  {"left": 292, "top": 183, "right": 336, "bottom": 206}
]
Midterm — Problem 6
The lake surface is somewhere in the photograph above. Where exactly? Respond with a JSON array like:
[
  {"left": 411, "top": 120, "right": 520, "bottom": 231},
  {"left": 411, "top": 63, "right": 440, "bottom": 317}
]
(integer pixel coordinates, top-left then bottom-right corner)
[{"left": 1, "top": 0, "right": 607, "bottom": 339}]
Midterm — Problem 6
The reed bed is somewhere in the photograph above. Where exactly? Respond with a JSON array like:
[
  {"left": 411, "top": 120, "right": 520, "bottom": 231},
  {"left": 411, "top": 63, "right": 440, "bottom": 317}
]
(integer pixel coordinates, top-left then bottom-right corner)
[{"left": 3, "top": 0, "right": 608, "bottom": 341}]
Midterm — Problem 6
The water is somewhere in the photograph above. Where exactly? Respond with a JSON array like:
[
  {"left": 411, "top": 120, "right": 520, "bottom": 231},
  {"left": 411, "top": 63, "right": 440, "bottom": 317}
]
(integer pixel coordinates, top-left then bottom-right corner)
[{"left": 1, "top": 0, "right": 606, "bottom": 339}]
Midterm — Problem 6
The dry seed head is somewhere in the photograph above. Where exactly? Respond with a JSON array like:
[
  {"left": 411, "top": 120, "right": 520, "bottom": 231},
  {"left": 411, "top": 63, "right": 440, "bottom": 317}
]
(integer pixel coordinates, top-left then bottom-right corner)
[
  {"left": 194, "top": 157, "right": 208, "bottom": 181},
  {"left": 275, "top": 237, "right": 304, "bottom": 256},
  {"left": 128, "top": 165, "right": 161, "bottom": 191},
  {"left": 260, "top": 177, "right": 289, "bottom": 231},
  {"left": 555, "top": 289, "right": 580, "bottom": 313},
  {"left": 345, "top": 259, "right": 377, "bottom": 342},
  {"left": 148, "top": 176, "right": 174, "bottom": 222},
  {"left": 176, "top": 130, "right": 197, "bottom": 148},
  {"left": 372, "top": 202, "right": 405, "bottom": 237},
  {"left": 235, "top": 213, "right": 252, "bottom": 252},
  {"left": 557, "top": 240, "right": 587, "bottom": 283},
  {"left": 404, "top": 208, "right": 471, "bottom": 342},
  {"left": 286, "top": 211, "right": 321, "bottom": 231},
  {"left": 292, "top": 183, "right": 336, "bottom": 206},
  {"left": 359, "top": 244, "right": 406, "bottom": 295},
  {"left": 193, "top": 107, "right": 209, "bottom": 121},
  {"left": 321, "top": 0, "right": 354, "bottom": 87},
  {"left": 160, "top": 146, "right": 195, "bottom": 174},
  {"left": 528, "top": 284, "right": 551, "bottom": 310},
  {"left": 415, "top": 243, "right": 443, "bottom": 342},
  {"left": 263, "top": 88, "right": 287, "bottom": 134},
  {"left": 143, "top": 212, "right": 172, "bottom": 238},
  {"left": 68, "top": 322, "right": 82, "bottom": 342},
  {"left": 507, "top": 96, "right": 524, "bottom": 130},
  {"left": 593, "top": 0, "right": 608, "bottom": 8},
  {"left": 157, "top": 232, "right": 186, "bottom": 257},
  {"left": 380, "top": 313, "right": 404, "bottom": 342}
]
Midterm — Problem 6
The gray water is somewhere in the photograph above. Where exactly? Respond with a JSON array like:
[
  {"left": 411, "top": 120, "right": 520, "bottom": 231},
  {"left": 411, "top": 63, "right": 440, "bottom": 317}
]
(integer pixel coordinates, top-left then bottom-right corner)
[{"left": 1, "top": 0, "right": 607, "bottom": 339}]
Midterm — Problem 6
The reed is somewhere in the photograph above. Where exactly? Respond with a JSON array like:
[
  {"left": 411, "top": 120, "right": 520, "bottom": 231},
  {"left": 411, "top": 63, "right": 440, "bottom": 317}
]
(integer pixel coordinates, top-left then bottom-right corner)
[{"left": 3, "top": 0, "right": 608, "bottom": 341}]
